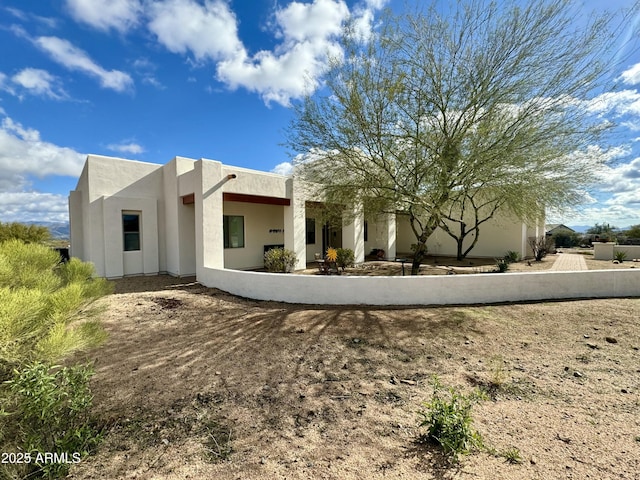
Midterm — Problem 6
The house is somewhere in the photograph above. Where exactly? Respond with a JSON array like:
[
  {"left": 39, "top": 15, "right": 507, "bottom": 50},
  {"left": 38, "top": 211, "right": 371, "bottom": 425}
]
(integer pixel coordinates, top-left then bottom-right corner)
[
  {"left": 69, "top": 154, "right": 544, "bottom": 278},
  {"left": 545, "top": 224, "right": 576, "bottom": 236}
]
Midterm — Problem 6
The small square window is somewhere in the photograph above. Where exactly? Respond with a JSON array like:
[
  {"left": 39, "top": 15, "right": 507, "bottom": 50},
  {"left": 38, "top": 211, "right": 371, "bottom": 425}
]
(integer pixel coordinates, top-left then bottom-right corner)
[{"left": 122, "top": 213, "right": 141, "bottom": 251}]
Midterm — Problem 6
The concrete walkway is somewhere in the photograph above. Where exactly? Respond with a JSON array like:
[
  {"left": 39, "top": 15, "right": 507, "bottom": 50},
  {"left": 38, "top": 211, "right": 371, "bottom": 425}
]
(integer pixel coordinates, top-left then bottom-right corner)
[{"left": 550, "top": 253, "right": 588, "bottom": 271}]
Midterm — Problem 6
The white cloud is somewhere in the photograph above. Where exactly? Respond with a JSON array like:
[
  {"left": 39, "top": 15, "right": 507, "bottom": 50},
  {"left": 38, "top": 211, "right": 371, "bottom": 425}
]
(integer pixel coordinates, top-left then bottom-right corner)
[
  {"left": 619, "top": 62, "right": 640, "bottom": 85},
  {"left": 271, "top": 161, "right": 294, "bottom": 176},
  {"left": 10, "top": 68, "right": 67, "bottom": 99},
  {"left": 131, "top": 57, "right": 165, "bottom": 89},
  {"left": 217, "top": 0, "right": 350, "bottom": 105},
  {"left": 0, "top": 192, "right": 70, "bottom": 223},
  {"left": 147, "top": 0, "right": 385, "bottom": 105},
  {"left": 34, "top": 36, "right": 133, "bottom": 92},
  {"left": 0, "top": 72, "right": 15, "bottom": 96},
  {"left": 107, "top": 142, "right": 144, "bottom": 155},
  {"left": 5, "top": 6, "right": 58, "bottom": 29},
  {"left": 0, "top": 115, "right": 85, "bottom": 190},
  {"left": 65, "top": 0, "right": 142, "bottom": 33},
  {"left": 147, "top": 0, "right": 244, "bottom": 61},
  {"left": 586, "top": 89, "right": 640, "bottom": 117}
]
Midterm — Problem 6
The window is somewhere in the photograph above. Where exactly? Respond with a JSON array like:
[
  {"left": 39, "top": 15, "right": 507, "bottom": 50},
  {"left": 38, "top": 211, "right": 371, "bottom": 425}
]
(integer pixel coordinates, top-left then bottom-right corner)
[
  {"left": 364, "top": 221, "right": 368, "bottom": 242},
  {"left": 224, "top": 215, "right": 244, "bottom": 248},
  {"left": 122, "top": 212, "right": 141, "bottom": 251},
  {"left": 306, "top": 218, "right": 316, "bottom": 245}
]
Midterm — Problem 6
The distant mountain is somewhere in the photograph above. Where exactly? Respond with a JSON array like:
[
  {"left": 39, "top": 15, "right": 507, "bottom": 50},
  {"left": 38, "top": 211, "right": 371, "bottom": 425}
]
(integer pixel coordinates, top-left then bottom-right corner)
[{"left": 30, "top": 221, "right": 70, "bottom": 240}]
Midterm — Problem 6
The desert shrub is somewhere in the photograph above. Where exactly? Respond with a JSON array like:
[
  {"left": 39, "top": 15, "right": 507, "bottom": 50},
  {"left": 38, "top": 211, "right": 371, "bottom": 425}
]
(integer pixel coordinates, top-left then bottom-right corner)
[
  {"left": 502, "top": 447, "right": 523, "bottom": 464},
  {"left": 494, "top": 258, "right": 510, "bottom": 273},
  {"left": 264, "top": 247, "right": 297, "bottom": 273},
  {"left": 0, "top": 241, "right": 111, "bottom": 374},
  {"left": 552, "top": 231, "right": 581, "bottom": 248},
  {"left": 503, "top": 251, "right": 521, "bottom": 263},
  {"left": 0, "top": 221, "right": 50, "bottom": 244},
  {"left": 418, "top": 377, "right": 485, "bottom": 461},
  {"left": 2, "top": 362, "right": 101, "bottom": 479},
  {"left": 336, "top": 248, "right": 355, "bottom": 271},
  {"left": 528, "top": 236, "right": 554, "bottom": 261},
  {"left": 614, "top": 251, "right": 627, "bottom": 263},
  {"left": 0, "top": 241, "right": 110, "bottom": 479}
]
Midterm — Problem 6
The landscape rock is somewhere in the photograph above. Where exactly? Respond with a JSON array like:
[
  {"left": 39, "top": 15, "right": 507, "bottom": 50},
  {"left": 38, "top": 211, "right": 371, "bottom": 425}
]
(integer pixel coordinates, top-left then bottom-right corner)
[{"left": 605, "top": 337, "right": 618, "bottom": 344}]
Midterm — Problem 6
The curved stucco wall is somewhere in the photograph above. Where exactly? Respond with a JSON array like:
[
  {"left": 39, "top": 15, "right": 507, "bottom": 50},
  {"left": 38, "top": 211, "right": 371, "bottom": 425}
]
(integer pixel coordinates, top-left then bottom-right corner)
[{"left": 197, "top": 268, "right": 640, "bottom": 305}]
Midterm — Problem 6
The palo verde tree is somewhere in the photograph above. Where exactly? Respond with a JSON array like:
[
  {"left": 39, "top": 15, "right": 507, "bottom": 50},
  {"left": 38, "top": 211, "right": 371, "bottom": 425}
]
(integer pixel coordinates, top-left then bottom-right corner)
[
  {"left": 288, "top": 0, "right": 632, "bottom": 274},
  {"left": 440, "top": 188, "right": 505, "bottom": 261},
  {"left": 0, "top": 221, "right": 50, "bottom": 244}
]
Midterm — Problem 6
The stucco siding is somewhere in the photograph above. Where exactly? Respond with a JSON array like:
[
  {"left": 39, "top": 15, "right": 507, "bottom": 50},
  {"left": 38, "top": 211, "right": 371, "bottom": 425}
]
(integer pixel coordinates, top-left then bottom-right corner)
[
  {"left": 221, "top": 164, "right": 289, "bottom": 198},
  {"left": 223, "top": 201, "right": 285, "bottom": 270},
  {"left": 396, "top": 213, "right": 531, "bottom": 258},
  {"left": 85, "top": 155, "right": 163, "bottom": 201},
  {"left": 305, "top": 218, "right": 322, "bottom": 262},
  {"left": 102, "top": 196, "right": 160, "bottom": 278}
]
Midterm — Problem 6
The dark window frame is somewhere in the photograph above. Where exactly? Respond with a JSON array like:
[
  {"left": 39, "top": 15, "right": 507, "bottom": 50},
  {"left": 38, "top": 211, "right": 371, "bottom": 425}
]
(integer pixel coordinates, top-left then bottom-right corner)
[
  {"left": 122, "top": 212, "right": 141, "bottom": 252},
  {"left": 224, "top": 215, "right": 245, "bottom": 249},
  {"left": 306, "top": 218, "right": 316, "bottom": 245}
]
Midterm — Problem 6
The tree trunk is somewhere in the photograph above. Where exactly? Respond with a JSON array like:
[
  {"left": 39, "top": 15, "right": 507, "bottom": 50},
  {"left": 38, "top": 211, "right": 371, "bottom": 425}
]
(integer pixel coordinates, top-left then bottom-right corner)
[
  {"left": 455, "top": 222, "right": 467, "bottom": 261},
  {"left": 408, "top": 213, "right": 440, "bottom": 275},
  {"left": 411, "top": 232, "right": 429, "bottom": 275}
]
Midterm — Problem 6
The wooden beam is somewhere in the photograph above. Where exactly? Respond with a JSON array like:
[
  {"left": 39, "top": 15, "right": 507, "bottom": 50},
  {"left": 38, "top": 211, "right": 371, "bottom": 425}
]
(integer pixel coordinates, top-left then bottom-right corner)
[
  {"left": 223, "top": 192, "right": 290, "bottom": 206},
  {"left": 182, "top": 193, "right": 195, "bottom": 204}
]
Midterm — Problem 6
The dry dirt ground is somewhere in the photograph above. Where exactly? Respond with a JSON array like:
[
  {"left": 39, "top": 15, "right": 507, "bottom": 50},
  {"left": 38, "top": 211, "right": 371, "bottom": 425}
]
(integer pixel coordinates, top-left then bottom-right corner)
[{"left": 68, "top": 275, "right": 640, "bottom": 480}]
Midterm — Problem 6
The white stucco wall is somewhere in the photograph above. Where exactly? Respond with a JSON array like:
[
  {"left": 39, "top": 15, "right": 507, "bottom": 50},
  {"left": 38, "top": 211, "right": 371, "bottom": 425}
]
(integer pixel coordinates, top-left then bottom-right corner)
[
  {"left": 364, "top": 213, "right": 397, "bottom": 259},
  {"left": 223, "top": 201, "right": 285, "bottom": 270},
  {"left": 198, "top": 267, "right": 640, "bottom": 305},
  {"left": 71, "top": 155, "right": 166, "bottom": 277},
  {"left": 396, "top": 213, "right": 533, "bottom": 258},
  {"left": 102, "top": 196, "right": 159, "bottom": 278},
  {"left": 221, "top": 164, "right": 289, "bottom": 197},
  {"left": 594, "top": 242, "right": 640, "bottom": 261}
]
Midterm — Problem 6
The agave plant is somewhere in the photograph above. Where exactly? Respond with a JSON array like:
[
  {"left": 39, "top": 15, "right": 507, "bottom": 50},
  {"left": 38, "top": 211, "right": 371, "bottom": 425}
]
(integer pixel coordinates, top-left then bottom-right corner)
[{"left": 325, "top": 247, "right": 338, "bottom": 263}]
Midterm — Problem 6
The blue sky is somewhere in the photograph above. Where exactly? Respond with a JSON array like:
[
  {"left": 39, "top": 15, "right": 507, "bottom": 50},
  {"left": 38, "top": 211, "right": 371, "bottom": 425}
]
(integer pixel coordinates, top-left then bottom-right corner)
[{"left": 1, "top": 0, "right": 640, "bottom": 230}]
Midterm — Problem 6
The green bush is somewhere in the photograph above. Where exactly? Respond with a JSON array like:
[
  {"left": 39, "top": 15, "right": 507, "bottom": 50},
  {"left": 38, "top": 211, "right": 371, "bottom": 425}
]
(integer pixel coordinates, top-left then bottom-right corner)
[
  {"left": 0, "top": 241, "right": 110, "bottom": 478},
  {"left": 418, "top": 377, "right": 485, "bottom": 461},
  {"left": 264, "top": 247, "right": 297, "bottom": 273},
  {"left": 503, "top": 251, "right": 521, "bottom": 263},
  {"left": 614, "top": 251, "right": 627, "bottom": 263},
  {"left": 0, "top": 240, "right": 111, "bottom": 374},
  {"left": 494, "top": 258, "right": 510, "bottom": 273},
  {"left": 0, "top": 222, "right": 50, "bottom": 244},
  {"left": 2, "top": 362, "right": 101, "bottom": 479},
  {"left": 336, "top": 248, "right": 355, "bottom": 271}
]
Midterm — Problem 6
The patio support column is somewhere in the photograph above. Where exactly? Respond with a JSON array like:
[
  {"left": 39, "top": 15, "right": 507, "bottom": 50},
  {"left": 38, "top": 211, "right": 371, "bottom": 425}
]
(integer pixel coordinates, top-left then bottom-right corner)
[
  {"left": 342, "top": 203, "right": 365, "bottom": 264},
  {"left": 381, "top": 212, "right": 397, "bottom": 260},
  {"left": 195, "top": 159, "right": 224, "bottom": 274},
  {"left": 284, "top": 178, "right": 306, "bottom": 270}
]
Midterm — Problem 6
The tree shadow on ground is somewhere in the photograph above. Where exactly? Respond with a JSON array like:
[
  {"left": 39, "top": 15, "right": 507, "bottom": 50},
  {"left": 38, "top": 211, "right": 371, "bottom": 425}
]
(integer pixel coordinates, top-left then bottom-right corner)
[{"left": 404, "top": 436, "right": 464, "bottom": 480}]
